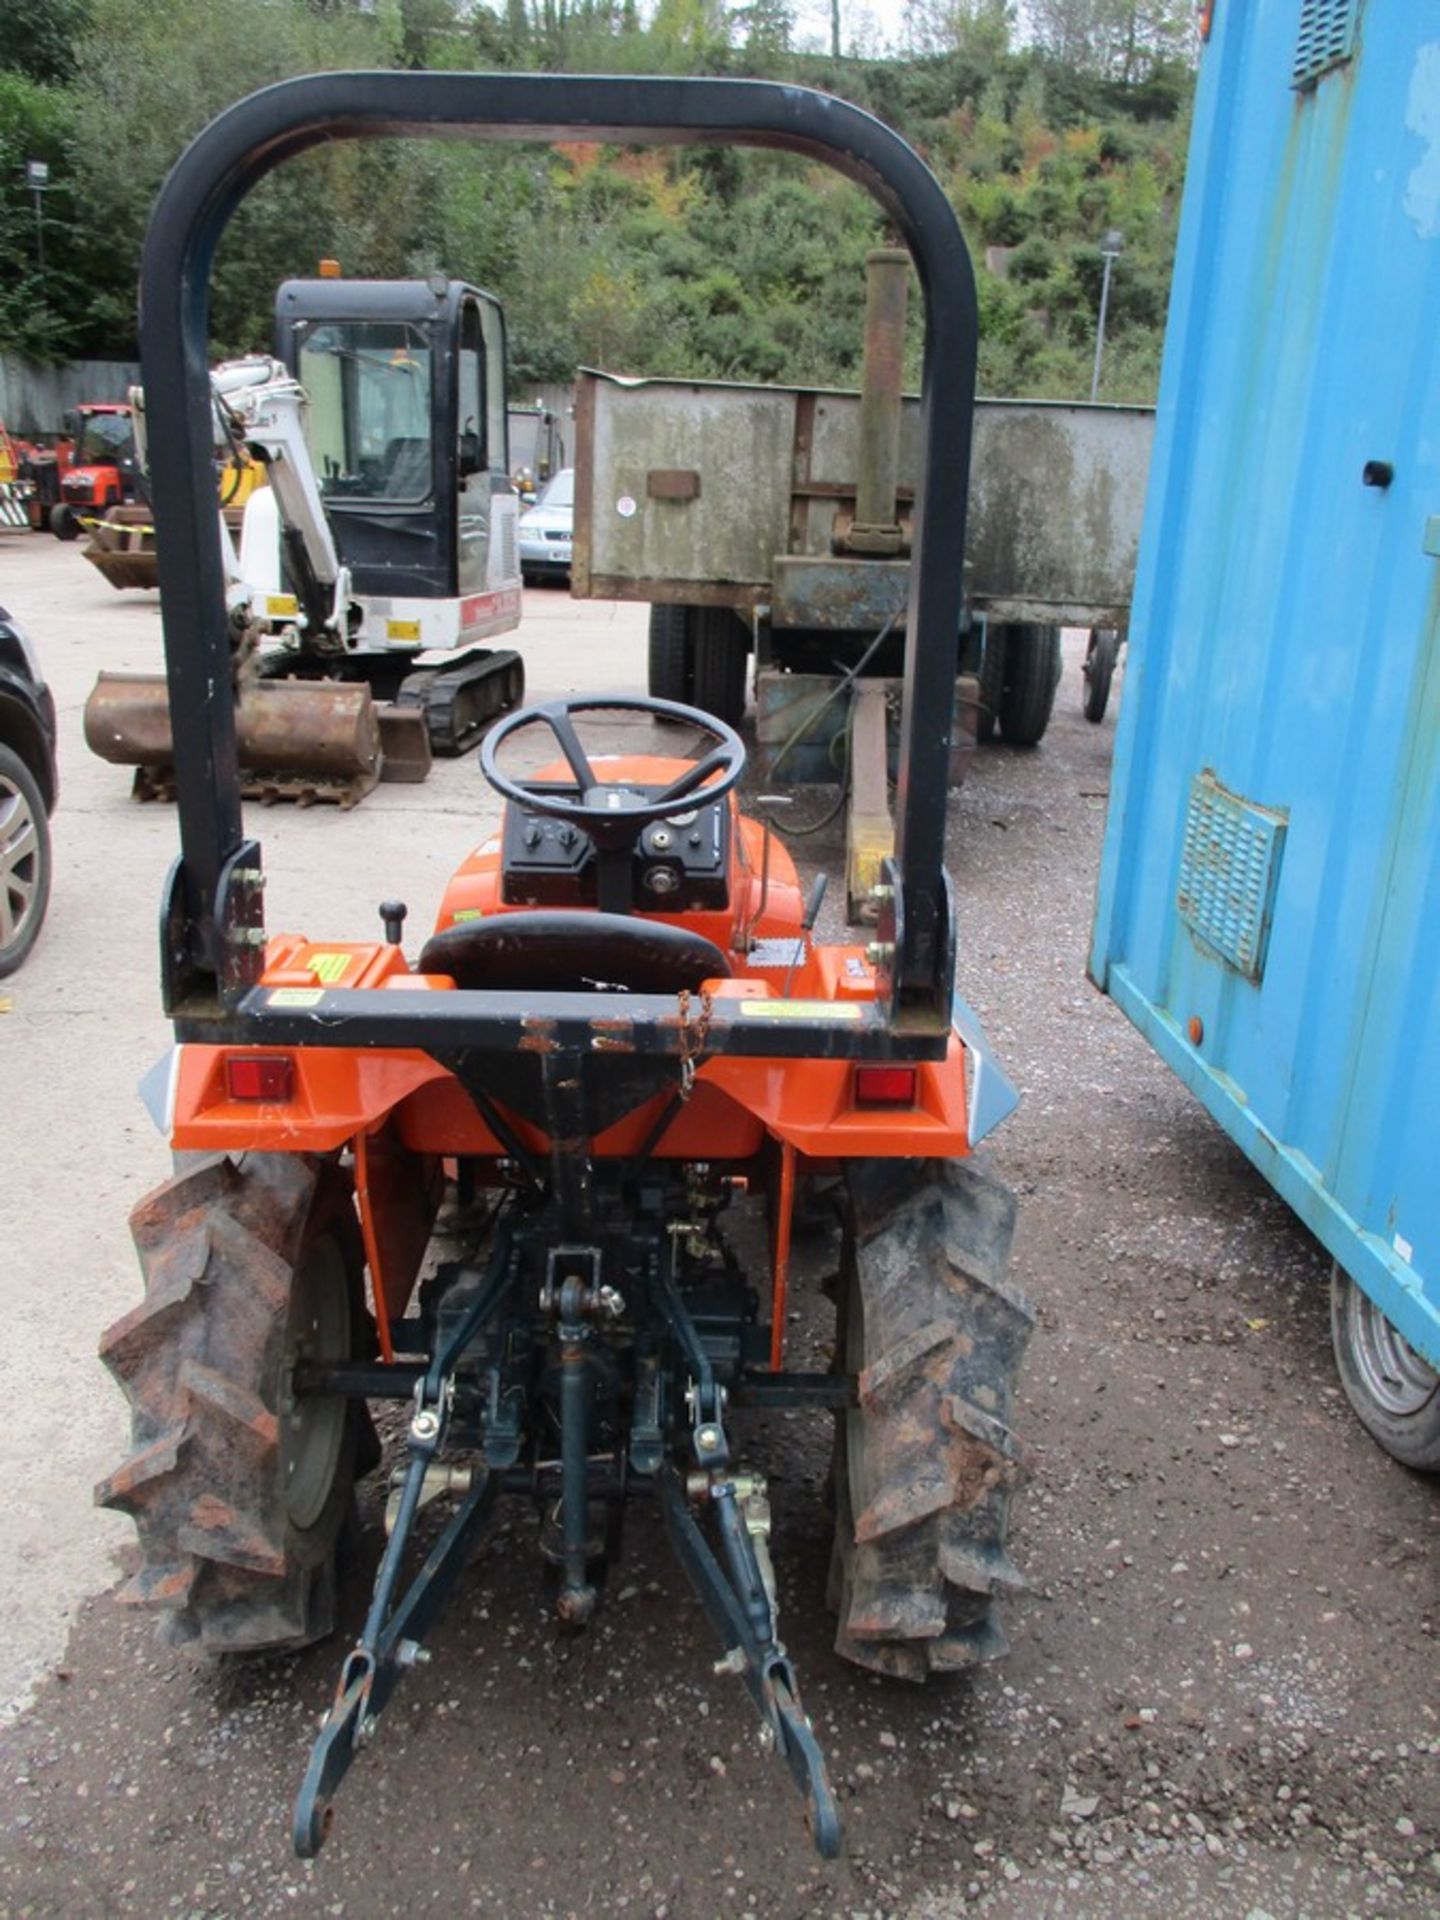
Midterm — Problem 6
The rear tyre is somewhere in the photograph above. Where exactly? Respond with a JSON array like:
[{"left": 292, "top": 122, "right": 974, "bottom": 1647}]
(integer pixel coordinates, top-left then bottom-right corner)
[
  {"left": 1331, "top": 1265, "right": 1440, "bottom": 1471},
  {"left": 977, "top": 628, "right": 1007, "bottom": 741},
  {"left": 96, "top": 1153, "right": 377, "bottom": 1652},
  {"left": 691, "top": 607, "right": 749, "bottom": 728},
  {"left": 647, "top": 604, "right": 694, "bottom": 706},
  {"left": 0, "top": 744, "right": 51, "bottom": 978},
  {"left": 829, "top": 1158, "right": 1033, "bottom": 1679},
  {"left": 1082, "top": 629, "right": 1118, "bottom": 724},
  {"left": 998, "top": 624, "right": 1062, "bottom": 746}
]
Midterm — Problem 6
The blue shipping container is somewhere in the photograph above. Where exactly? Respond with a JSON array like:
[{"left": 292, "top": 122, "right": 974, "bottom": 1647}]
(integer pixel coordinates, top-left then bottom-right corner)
[{"left": 1090, "top": 1, "right": 1440, "bottom": 1461}]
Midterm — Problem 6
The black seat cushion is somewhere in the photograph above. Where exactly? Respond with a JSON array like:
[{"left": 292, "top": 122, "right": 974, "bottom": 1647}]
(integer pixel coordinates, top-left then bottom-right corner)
[{"left": 417, "top": 910, "right": 732, "bottom": 994}]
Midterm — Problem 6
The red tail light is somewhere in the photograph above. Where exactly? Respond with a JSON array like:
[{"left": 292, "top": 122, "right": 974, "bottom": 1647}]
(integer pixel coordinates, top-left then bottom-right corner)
[
  {"left": 854, "top": 1065, "right": 918, "bottom": 1107},
  {"left": 226, "top": 1054, "right": 295, "bottom": 1102}
]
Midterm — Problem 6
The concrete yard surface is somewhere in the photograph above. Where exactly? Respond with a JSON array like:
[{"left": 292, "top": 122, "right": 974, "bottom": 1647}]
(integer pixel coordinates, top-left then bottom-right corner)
[{"left": 0, "top": 535, "right": 1435, "bottom": 1917}]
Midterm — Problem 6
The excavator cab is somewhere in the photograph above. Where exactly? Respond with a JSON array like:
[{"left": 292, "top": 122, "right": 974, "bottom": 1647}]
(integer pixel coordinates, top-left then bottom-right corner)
[
  {"left": 85, "top": 275, "right": 526, "bottom": 802},
  {"left": 274, "top": 277, "right": 513, "bottom": 622}
]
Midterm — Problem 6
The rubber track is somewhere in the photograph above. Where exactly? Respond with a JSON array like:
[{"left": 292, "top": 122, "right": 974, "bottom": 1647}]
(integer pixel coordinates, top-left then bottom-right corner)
[
  {"left": 95, "top": 1154, "right": 355, "bottom": 1654},
  {"left": 830, "top": 1158, "right": 1033, "bottom": 1680},
  {"left": 397, "top": 649, "right": 524, "bottom": 757}
]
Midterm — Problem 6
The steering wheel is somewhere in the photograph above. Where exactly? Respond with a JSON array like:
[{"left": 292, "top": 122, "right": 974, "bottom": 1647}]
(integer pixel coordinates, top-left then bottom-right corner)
[{"left": 479, "top": 694, "right": 746, "bottom": 850}]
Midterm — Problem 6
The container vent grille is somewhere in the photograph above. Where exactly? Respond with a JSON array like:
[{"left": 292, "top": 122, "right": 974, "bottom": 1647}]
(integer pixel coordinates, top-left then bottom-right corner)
[
  {"left": 1176, "top": 773, "right": 1288, "bottom": 983},
  {"left": 1292, "top": 0, "right": 1360, "bottom": 90}
]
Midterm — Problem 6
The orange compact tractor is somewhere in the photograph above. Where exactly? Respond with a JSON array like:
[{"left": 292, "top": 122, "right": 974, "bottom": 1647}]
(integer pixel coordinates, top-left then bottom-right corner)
[
  {"left": 97, "top": 73, "right": 1031, "bottom": 1860},
  {"left": 48, "top": 401, "right": 142, "bottom": 538}
]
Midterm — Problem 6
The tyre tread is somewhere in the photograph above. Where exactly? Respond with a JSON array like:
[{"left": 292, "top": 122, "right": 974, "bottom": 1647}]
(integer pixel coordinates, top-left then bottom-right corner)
[
  {"left": 647, "top": 604, "right": 693, "bottom": 704},
  {"left": 96, "top": 1154, "right": 365, "bottom": 1652},
  {"left": 831, "top": 1158, "right": 1033, "bottom": 1679},
  {"left": 691, "top": 607, "right": 748, "bottom": 727},
  {"left": 998, "top": 625, "right": 1062, "bottom": 747}
]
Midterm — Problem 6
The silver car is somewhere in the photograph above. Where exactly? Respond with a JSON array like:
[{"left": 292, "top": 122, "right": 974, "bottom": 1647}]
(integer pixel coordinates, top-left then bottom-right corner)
[{"left": 517, "top": 466, "right": 574, "bottom": 585}]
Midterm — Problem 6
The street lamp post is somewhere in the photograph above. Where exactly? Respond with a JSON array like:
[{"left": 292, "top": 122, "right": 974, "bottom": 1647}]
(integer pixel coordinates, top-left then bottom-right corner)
[
  {"left": 25, "top": 160, "right": 49, "bottom": 277},
  {"left": 1090, "top": 227, "right": 1124, "bottom": 402}
]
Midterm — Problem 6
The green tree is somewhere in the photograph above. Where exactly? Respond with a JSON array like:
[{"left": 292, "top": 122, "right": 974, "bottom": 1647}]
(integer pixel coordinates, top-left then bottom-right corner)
[
  {"left": 902, "top": 0, "right": 1013, "bottom": 62},
  {"left": 0, "top": 0, "right": 92, "bottom": 85}
]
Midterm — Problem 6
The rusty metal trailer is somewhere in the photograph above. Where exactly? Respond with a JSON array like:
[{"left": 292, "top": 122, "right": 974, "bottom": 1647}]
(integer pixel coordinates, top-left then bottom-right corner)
[
  {"left": 571, "top": 253, "right": 1152, "bottom": 914},
  {"left": 573, "top": 377, "right": 1150, "bottom": 640}
]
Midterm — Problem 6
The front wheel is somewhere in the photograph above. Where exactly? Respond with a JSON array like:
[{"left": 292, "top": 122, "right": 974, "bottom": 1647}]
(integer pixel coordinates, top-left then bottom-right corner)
[
  {"left": 1331, "top": 1266, "right": 1440, "bottom": 1471},
  {"left": 50, "top": 503, "right": 79, "bottom": 540},
  {"left": 828, "top": 1159, "right": 1033, "bottom": 1679},
  {"left": 97, "top": 1154, "right": 377, "bottom": 1651}
]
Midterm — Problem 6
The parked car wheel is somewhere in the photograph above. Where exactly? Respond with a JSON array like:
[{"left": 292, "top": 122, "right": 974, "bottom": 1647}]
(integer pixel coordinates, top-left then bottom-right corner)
[
  {"left": 1331, "top": 1265, "right": 1440, "bottom": 1471},
  {"left": 0, "top": 743, "right": 52, "bottom": 977}
]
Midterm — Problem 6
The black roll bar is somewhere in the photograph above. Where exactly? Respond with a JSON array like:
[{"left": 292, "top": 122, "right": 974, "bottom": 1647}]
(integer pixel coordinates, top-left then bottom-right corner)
[{"left": 139, "top": 72, "right": 977, "bottom": 1019}]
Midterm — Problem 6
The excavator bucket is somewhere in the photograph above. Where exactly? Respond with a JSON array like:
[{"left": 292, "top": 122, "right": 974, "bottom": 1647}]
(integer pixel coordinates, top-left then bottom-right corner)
[
  {"left": 82, "top": 504, "right": 161, "bottom": 591},
  {"left": 82, "top": 671, "right": 419, "bottom": 807}
]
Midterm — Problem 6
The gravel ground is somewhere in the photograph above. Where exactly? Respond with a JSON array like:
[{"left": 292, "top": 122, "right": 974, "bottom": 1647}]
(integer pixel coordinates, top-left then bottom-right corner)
[{"left": 0, "top": 543, "right": 1435, "bottom": 1918}]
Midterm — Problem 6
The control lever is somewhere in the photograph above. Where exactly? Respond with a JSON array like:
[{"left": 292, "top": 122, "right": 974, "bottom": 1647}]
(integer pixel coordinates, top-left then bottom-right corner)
[
  {"left": 782, "top": 874, "right": 828, "bottom": 997},
  {"left": 743, "top": 796, "right": 793, "bottom": 951},
  {"left": 379, "top": 900, "right": 408, "bottom": 946}
]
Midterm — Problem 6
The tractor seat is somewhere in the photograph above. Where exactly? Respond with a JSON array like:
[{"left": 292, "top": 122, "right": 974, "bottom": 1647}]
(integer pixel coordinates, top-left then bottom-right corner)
[{"left": 416, "top": 910, "right": 732, "bottom": 994}]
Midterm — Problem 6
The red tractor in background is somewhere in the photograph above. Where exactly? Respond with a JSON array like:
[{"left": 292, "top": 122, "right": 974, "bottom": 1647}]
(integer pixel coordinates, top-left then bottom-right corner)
[{"left": 45, "top": 401, "right": 143, "bottom": 538}]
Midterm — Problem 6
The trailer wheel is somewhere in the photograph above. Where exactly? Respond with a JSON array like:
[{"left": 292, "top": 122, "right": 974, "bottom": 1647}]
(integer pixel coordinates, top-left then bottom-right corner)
[
  {"left": 1331, "top": 1266, "right": 1440, "bottom": 1472},
  {"left": 977, "top": 627, "right": 1008, "bottom": 741},
  {"left": 829, "top": 1158, "right": 1033, "bottom": 1679},
  {"left": 96, "top": 1153, "right": 377, "bottom": 1652},
  {"left": 999, "top": 625, "right": 1062, "bottom": 746},
  {"left": 1082, "top": 629, "right": 1118, "bottom": 724},
  {"left": 647, "top": 604, "right": 694, "bottom": 706},
  {"left": 691, "top": 607, "right": 749, "bottom": 728}
]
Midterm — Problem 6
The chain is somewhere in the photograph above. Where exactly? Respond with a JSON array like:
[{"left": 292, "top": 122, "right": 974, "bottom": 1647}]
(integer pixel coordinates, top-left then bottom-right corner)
[{"left": 676, "top": 986, "right": 714, "bottom": 1103}]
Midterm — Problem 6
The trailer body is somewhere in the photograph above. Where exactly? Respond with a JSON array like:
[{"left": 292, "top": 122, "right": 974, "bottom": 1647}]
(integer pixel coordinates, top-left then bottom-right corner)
[
  {"left": 1090, "top": 0, "right": 1440, "bottom": 1378},
  {"left": 573, "top": 370, "right": 1152, "bottom": 631}
]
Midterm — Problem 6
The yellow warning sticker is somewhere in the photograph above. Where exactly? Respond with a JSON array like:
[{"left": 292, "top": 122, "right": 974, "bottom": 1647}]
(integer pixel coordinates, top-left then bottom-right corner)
[
  {"left": 450, "top": 908, "right": 485, "bottom": 924},
  {"left": 268, "top": 987, "right": 324, "bottom": 1008},
  {"left": 265, "top": 593, "right": 299, "bottom": 618},
  {"left": 737, "top": 1000, "right": 862, "bottom": 1021},
  {"left": 306, "top": 951, "right": 352, "bottom": 984},
  {"left": 386, "top": 619, "right": 423, "bottom": 644}
]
